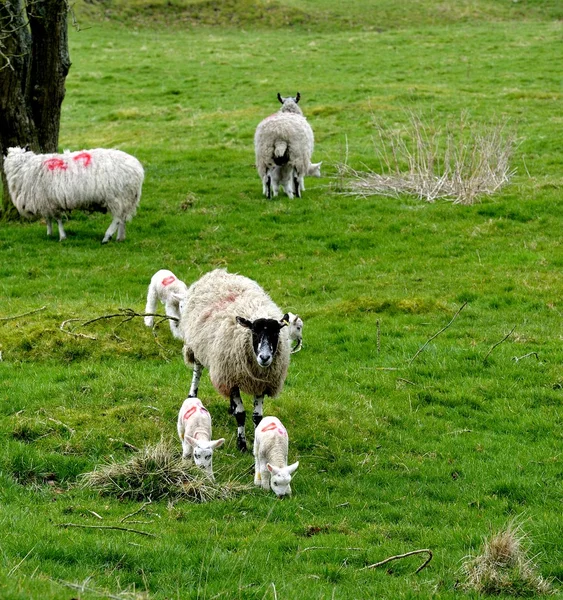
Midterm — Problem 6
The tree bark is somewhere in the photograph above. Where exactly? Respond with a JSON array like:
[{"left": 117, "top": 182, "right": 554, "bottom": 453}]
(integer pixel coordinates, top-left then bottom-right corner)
[{"left": 0, "top": 0, "right": 71, "bottom": 218}]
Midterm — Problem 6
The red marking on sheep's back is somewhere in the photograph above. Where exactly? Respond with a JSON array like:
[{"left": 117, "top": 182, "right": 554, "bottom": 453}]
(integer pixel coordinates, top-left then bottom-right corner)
[
  {"left": 73, "top": 151, "right": 92, "bottom": 167},
  {"left": 44, "top": 158, "right": 68, "bottom": 171},
  {"left": 261, "top": 422, "right": 287, "bottom": 436},
  {"left": 201, "top": 292, "right": 240, "bottom": 321},
  {"left": 161, "top": 276, "right": 176, "bottom": 286},
  {"left": 183, "top": 406, "right": 197, "bottom": 420}
]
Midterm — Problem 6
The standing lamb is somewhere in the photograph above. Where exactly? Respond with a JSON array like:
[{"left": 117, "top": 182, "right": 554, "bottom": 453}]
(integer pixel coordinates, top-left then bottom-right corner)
[
  {"left": 180, "top": 268, "right": 291, "bottom": 452},
  {"left": 254, "top": 93, "right": 321, "bottom": 200},
  {"left": 3, "top": 147, "right": 144, "bottom": 243},
  {"left": 254, "top": 416, "right": 299, "bottom": 497},
  {"left": 144, "top": 269, "right": 189, "bottom": 340},
  {"left": 177, "top": 397, "right": 224, "bottom": 481}
]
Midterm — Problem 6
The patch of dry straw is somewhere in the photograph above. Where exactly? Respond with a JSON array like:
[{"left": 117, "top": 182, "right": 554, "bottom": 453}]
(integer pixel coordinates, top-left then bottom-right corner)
[
  {"left": 462, "top": 524, "right": 553, "bottom": 596},
  {"left": 80, "top": 439, "right": 249, "bottom": 503},
  {"left": 336, "top": 113, "right": 516, "bottom": 205}
]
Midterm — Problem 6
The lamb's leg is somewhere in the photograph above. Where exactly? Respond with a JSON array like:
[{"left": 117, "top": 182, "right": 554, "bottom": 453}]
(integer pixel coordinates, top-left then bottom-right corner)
[
  {"left": 46, "top": 219, "right": 53, "bottom": 237},
  {"left": 144, "top": 284, "right": 157, "bottom": 327},
  {"left": 188, "top": 361, "right": 203, "bottom": 398},
  {"left": 57, "top": 219, "right": 67, "bottom": 241},
  {"left": 265, "top": 174, "right": 271, "bottom": 199},
  {"left": 116, "top": 220, "right": 126, "bottom": 242},
  {"left": 102, "top": 217, "right": 119, "bottom": 244},
  {"left": 252, "top": 395, "right": 264, "bottom": 428},
  {"left": 166, "top": 303, "right": 182, "bottom": 339},
  {"left": 181, "top": 438, "right": 193, "bottom": 461},
  {"left": 230, "top": 387, "right": 247, "bottom": 452}
]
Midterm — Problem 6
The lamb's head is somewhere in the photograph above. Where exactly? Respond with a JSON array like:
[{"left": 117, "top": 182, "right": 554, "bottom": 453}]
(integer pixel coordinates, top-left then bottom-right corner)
[
  {"left": 284, "top": 312, "right": 303, "bottom": 353},
  {"left": 267, "top": 461, "right": 299, "bottom": 498},
  {"left": 307, "top": 162, "right": 322, "bottom": 178},
  {"left": 185, "top": 435, "right": 225, "bottom": 480},
  {"left": 236, "top": 316, "right": 287, "bottom": 368},
  {"left": 277, "top": 92, "right": 303, "bottom": 116}
]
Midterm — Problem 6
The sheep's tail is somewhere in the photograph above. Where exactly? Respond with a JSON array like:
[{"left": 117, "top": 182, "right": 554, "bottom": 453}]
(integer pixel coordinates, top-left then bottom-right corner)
[{"left": 273, "top": 141, "right": 289, "bottom": 166}]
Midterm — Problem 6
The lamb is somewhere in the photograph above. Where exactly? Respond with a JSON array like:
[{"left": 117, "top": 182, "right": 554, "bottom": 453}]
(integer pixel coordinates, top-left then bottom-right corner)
[
  {"left": 254, "top": 93, "right": 321, "bottom": 200},
  {"left": 3, "top": 147, "right": 144, "bottom": 243},
  {"left": 180, "top": 268, "right": 291, "bottom": 452},
  {"left": 254, "top": 416, "right": 299, "bottom": 497},
  {"left": 286, "top": 312, "right": 304, "bottom": 353},
  {"left": 177, "top": 397, "right": 224, "bottom": 481},
  {"left": 144, "top": 269, "right": 189, "bottom": 340}
]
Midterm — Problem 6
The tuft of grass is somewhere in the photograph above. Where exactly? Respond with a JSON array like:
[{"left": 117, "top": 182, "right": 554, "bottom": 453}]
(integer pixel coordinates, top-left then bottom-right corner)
[
  {"left": 336, "top": 113, "right": 516, "bottom": 205},
  {"left": 81, "top": 439, "right": 249, "bottom": 502},
  {"left": 462, "top": 524, "right": 553, "bottom": 596}
]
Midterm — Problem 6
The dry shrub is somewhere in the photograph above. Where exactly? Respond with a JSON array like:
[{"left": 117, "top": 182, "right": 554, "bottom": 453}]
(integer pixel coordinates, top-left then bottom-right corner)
[
  {"left": 336, "top": 113, "right": 516, "bottom": 205},
  {"left": 81, "top": 439, "right": 249, "bottom": 503},
  {"left": 462, "top": 524, "right": 553, "bottom": 596}
]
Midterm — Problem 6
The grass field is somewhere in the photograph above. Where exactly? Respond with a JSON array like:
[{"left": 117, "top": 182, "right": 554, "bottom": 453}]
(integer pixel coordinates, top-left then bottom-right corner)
[{"left": 1, "top": 1, "right": 562, "bottom": 598}]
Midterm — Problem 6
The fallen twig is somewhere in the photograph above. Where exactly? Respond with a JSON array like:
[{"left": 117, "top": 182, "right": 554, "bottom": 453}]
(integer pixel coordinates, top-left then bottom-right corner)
[
  {"left": 57, "top": 523, "right": 155, "bottom": 537},
  {"left": 483, "top": 326, "right": 516, "bottom": 363},
  {"left": 297, "top": 546, "right": 363, "bottom": 555},
  {"left": 60, "top": 319, "right": 97, "bottom": 340},
  {"left": 408, "top": 302, "right": 467, "bottom": 365},
  {"left": 0, "top": 306, "right": 47, "bottom": 322},
  {"left": 120, "top": 500, "right": 152, "bottom": 523},
  {"left": 512, "top": 352, "right": 539, "bottom": 362},
  {"left": 361, "top": 548, "right": 433, "bottom": 573}
]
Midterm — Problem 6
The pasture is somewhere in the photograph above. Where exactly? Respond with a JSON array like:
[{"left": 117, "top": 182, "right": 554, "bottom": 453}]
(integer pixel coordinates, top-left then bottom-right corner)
[{"left": 0, "top": 1, "right": 562, "bottom": 598}]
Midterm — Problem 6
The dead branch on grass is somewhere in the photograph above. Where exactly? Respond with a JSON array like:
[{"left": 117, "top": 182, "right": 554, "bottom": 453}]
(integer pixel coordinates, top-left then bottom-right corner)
[
  {"left": 483, "top": 326, "right": 516, "bottom": 363},
  {"left": 361, "top": 548, "right": 433, "bottom": 574},
  {"left": 57, "top": 523, "right": 155, "bottom": 537},
  {"left": 0, "top": 306, "right": 47, "bottom": 322},
  {"left": 513, "top": 352, "right": 539, "bottom": 362}
]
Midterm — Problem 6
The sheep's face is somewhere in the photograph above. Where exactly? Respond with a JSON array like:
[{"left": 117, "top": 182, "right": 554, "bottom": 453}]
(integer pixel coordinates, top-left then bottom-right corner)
[
  {"left": 236, "top": 317, "right": 287, "bottom": 368},
  {"left": 186, "top": 437, "right": 225, "bottom": 480},
  {"left": 267, "top": 462, "right": 299, "bottom": 498}
]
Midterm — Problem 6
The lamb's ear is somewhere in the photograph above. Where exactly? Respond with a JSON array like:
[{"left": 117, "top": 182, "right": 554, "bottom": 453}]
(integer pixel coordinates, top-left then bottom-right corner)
[
  {"left": 281, "top": 313, "right": 290, "bottom": 327},
  {"left": 236, "top": 316, "right": 253, "bottom": 329},
  {"left": 185, "top": 435, "right": 200, "bottom": 448},
  {"left": 171, "top": 292, "right": 184, "bottom": 302},
  {"left": 286, "top": 461, "right": 299, "bottom": 475},
  {"left": 267, "top": 463, "right": 281, "bottom": 474},
  {"left": 210, "top": 438, "right": 225, "bottom": 450},
  {"left": 277, "top": 92, "right": 283, "bottom": 104}
]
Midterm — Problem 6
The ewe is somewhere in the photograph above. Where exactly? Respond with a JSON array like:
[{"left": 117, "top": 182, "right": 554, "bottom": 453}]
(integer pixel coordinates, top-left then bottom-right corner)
[
  {"left": 177, "top": 397, "right": 224, "bottom": 481},
  {"left": 180, "top": 269, "right": 291, "bottom": 452},
  {"left": 3, "top": 147, "right": 144, "bottom": 243},
  {"left": 144, "top": 269, "right": 189, "bottom": 340},
  {"left": 254, "top": 93, "right": 321, "bottom": 199},
  {"left": 254, "top": 416, "right": 299, "bottom": 497}
]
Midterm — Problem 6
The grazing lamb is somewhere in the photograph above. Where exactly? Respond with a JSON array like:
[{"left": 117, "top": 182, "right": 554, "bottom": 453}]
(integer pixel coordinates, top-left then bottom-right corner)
[
  {"left": 254, "top": 93, "right": 321, "bottom": 200},
  {"left": 286, "top": 312, "right": 304, "bottom": 353},
  {"left": 180, "top": 268, "right": 291, "bottom": 452},
  {"left": 254, "top": 416, "right": 299, "bottom": 497},
  {"left": 177, "top": 397, "right": 224, "bottom": 481},
  {"left": 3, "top": 147, "right": 144, "bottom": 243},
  {"left": 144, "top": 269, "right": 189, "bottom": 340}
]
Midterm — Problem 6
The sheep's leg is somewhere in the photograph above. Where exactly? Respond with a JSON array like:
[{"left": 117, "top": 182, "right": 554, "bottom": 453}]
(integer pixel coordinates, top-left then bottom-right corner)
[
  {"left": 46, "top": 219, "right": 53, "bottom": 237},
  {"left": 102, "top": 217, "right": 119, "bottom": 244},
  {"left": 116, "top": 220, "right": 126, "bottom": 242},
  {"left": 57, "top": 219, "right": 67, "bottom": 241},
  {"left": 265, "top": 174, "right": 271, "bottom": 199},
  {"left": 252, "top": 395, "right": 264, "bottom": 428},
  {"left": 166, "top": 303, "right": 182, "bottom": 339},
  {"left": 144, "top": 284, "right": 157, "bottom": 327},
  {"left": 230, "top": 387, "right": 247, "bottom": 452},
  {"left": 293, "top": 173, "right": 301, "bottom": 198},
  {"left": 181, "top": 438, "right": 193, "bottom": 461},
  {"left": 188, "top": 361, "right": 203, "bottom": 398}
]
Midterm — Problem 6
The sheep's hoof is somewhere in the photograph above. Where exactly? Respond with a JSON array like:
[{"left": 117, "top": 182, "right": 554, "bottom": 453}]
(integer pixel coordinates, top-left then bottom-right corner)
[{"left": 237, "top": 436, "right": 247, "bottom": 452}]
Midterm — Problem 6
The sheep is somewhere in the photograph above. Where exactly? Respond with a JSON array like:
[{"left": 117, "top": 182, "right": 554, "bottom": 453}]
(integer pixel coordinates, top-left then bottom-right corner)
[
  {"left": 253, "top": 416, "right": 299, "bottom": 497},
  {"left": 254, "top": 93, "right": 321, "bottom": 200},
  {"left": 180, "top": 268, "right": 291, "bottom": 452},
  {"left": 144, "top": 269, "right": 189, "bottom": 340},
  {"left": 3, "top": 146, "right": 144, "bottom": 243},
  {"left": 177, "top": 397, "right": 224, "bottom": 481},
  {"left": 286, "top": 312, "right": 304, "bottom": 353}
]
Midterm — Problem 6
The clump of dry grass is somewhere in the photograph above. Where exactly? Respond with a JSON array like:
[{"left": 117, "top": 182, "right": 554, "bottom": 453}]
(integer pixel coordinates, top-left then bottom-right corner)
[
  {"left": 336, "top": 113, "right": 516, "bottom": 205},
  {"left": 462, "top": 524, "right": 553, "bottom": 596},
  {"left": 81, "top": 439, "right": 249, "bottom": 503}
]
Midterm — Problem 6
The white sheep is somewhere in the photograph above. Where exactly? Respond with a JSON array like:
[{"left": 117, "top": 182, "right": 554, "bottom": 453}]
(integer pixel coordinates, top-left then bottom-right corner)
[
  {"left": 254, "top": 416, "right": 299, "bottom": 497},
  {"left": 177, "top": 397, "right": 224, "bottom": 481},
  {"left": 286, "top": 312, "right": 304, "bottom": 353},
  {"left": 3, "top": 147, "right": 144, "bottom": 243},
  {"left": 254, "top": 93, "right": 321, "bottom": 200},
  {"left": 144, "top": 269, "right": 189, "bottom": 340},
  {"left": 180, "top": 268, "right": 291, "bottom": 452}
]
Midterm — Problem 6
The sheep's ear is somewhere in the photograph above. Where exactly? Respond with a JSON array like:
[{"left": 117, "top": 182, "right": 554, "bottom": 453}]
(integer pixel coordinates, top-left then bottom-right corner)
[
  {"left": 171, "top": 292, "right": 184, "bottom": 302},
  {"left": 286, "top": 461, "right": 299, "bottom": 475},
  {"left": 210, "top": 438, "right": 225, "bottom": 450},
  {"left": 185, "top": 435, "right": 200, "bottom": 448},
  {"left": 267, "top": 463, "right": 280, "bottom": 475},
  {"left": 236, "top": 316, "right": 253, "bottom": 329},
  {"left": 281, "top": 313, "right": 290, "bottom": 327},
  {"left": 277, "top": 92, "right": 283, "bottom": 104},
  {"left": 295, "top": 92, "right": 301, "bottom": 103}
]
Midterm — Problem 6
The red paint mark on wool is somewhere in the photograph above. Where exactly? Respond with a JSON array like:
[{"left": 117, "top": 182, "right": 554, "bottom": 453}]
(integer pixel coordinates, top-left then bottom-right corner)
[
  {"left": 161, "top": 276, "right": 176, "bottom": 286},
  {"left": 44, "top": 158, "right": 68, "bottom": 171},
  {"left": 183, "top": 406, "right": 197, "bottom": 420},
  {"left": 261, "top": 422, "right": 287, "bottom": 436},
  {"left": 73, "top": 151, "right": 92, "bottom": 167}
]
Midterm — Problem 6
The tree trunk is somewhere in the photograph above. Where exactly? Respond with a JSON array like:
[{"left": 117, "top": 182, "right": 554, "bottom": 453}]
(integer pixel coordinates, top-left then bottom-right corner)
[{"left": 0, "top": 0, "right": 71, "bottom": 218}]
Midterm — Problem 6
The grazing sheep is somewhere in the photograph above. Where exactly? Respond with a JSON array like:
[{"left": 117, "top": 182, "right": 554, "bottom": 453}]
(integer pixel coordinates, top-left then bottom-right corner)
[
  {"left": 180, "top": 268, "right": 291, "bottom": 452},
  {"left": 177, "top": 397, "right": 224, "bottom": 481},
  {"left": 3, "top": 147, "right": 144, "bottom": 243},
  {"left": 254, "top": 93, "right": 321, "bottom": 200},
  {"left": 254, "top": 416, "right": 299, "bottom": 497},
  {"left": 286, "top": 312, "right": 304, "bottom": 353},
  {"left": 144, "top": 269, "right": 189, "bottom": 340}
]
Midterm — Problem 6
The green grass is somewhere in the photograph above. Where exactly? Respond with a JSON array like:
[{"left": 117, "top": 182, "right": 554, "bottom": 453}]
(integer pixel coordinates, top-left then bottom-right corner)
[{"left": 1, "top": 1, "right": 562, "bottom": 598}]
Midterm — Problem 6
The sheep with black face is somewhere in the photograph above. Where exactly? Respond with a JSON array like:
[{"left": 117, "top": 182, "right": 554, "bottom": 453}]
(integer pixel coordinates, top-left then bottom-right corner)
[{"left": 180, "top": 269, "right": 291, "bottom": 452}]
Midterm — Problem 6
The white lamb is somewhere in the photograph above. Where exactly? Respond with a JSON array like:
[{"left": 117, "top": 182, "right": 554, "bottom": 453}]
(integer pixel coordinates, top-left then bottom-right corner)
[
  {"left": 3, "top": 147, "right": 144, "bottom": 243},
  {"left": 144, "top": 269, "right": 189, "bottom": 340},
  {"left": 286, "top": 312, "right": 304, "bottom": 353},
  {"left": 254, "top": 416, "right": 299, "bottom": 497},
  {"left": 177, "top": 397, "right": 224, "bottom": 481},
  {"left": 180, "top": 268, "right": 291, "bottom": 452},
  {"left": 254, "top": 93, "right": 321, "bottom": 200}
]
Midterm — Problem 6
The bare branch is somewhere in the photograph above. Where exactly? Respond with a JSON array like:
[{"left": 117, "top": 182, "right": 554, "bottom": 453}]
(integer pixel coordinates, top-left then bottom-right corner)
[
  {"left": 512, "top": 352, "right": 539, "bottom": 362},
  {"left": 0, "top": 305, "right": 46, "bottom": 322},
  {"left": 483, "top": 326, "right": 516, "bottom": 363},
  {"left": 361, "top": 548, "right": 433, "bottom": 573},
  {"left": 120, "top": 500, "right": 152, "bottom": 523},
  {"left": 57, "top": 523, "right": 155, "bottom": 537}
]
